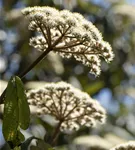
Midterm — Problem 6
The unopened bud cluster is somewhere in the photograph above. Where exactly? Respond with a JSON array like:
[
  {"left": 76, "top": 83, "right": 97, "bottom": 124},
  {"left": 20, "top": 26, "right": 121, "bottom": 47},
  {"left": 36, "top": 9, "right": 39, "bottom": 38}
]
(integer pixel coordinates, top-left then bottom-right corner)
[
  {"left": 22, "top": 6, "right": 114, "bottom": 76},
  {"left": 27, "top": 82, "right": 106, "bottom": 132},
  {"left": 110, "top": 141, "right": 135, "bottom": 150}
]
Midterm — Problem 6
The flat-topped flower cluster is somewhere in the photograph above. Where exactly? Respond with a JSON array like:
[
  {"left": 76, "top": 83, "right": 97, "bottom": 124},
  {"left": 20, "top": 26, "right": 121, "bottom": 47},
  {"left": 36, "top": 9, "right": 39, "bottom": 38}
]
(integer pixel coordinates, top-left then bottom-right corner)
[
  {"left": 26, "top": 82, "right": 106, "bottom": 132},
  {"left": 22, "top": 6, "right": 114, "bottom": 76},
  {"left": 110, "top": 141, "right": 135, "bottom": 150}
]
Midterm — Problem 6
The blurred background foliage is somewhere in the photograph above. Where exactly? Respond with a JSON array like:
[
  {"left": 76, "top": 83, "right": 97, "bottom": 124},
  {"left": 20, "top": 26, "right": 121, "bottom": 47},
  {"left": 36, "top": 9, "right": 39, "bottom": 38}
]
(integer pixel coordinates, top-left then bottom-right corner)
[{"left": 0, "top": 0, "right": 135, "bottom": 149}]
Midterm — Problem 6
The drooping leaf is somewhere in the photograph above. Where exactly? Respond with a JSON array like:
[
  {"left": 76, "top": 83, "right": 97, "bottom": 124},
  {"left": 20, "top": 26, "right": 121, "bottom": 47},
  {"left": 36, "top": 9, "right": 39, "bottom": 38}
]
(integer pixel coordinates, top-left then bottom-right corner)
[
  {"left": 15, "top": 76, "right": 30, "bottom": 129},
  {"left": 12, "top": 130, "right": 25, "bottom": 147},
  {"left": 2, "top": 76, "right": 30, "bottom": 148},
  {"left": 2, "top": 76, "right": 19, "bottom": 142},
  {"left": 18, "top": 130, "right": 25, "bottom": 142}
]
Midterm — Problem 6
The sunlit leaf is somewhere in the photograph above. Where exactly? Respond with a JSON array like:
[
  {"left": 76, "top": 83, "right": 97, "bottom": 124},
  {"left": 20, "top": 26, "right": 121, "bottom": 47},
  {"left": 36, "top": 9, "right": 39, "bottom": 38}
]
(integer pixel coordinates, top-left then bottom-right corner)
[
  {"left": 2, "top": 76, "right": 30, "bottom": 148},
  {"left": 3, "top": 76, "right": 19, "bottom": 142},
  {"left": 15, "top": 76, "right": 30, "bottom": 129},
  {"left": 10, "top": 130, "right": 25, "bottom": 148}
]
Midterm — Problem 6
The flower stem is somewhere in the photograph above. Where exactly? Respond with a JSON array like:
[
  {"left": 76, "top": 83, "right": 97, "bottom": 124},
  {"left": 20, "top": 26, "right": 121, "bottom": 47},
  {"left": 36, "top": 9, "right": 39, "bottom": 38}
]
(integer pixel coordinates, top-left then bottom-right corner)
[
  {"left": 51, "top": 121, "right": 62, "bottom": 146},
  {"left": 19, "top": 48, "right": 51, "bottom": 78},
  {"left": 0, "top": 48, "right": 52, "bottom": 104}
]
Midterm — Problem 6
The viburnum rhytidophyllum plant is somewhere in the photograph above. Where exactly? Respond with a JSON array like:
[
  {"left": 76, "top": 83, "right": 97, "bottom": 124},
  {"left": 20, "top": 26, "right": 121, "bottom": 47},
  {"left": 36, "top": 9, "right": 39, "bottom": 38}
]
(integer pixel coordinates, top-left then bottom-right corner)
[
  {"left": 0, "top": 6, "right": 114, "bottom": 150},
  {"left": 110, "top": 141, "right": 135, "bottom": 150},
  {"left": 27, "top": 82, "right": 106, "bottom": 143},
  {"left": 22, "top": 6, "right": 114, "bottom": 76}
]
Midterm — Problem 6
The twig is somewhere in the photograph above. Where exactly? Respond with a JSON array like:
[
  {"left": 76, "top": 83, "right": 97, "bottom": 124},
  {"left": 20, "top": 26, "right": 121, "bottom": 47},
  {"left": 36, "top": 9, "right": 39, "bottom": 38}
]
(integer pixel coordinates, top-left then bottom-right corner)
[
  {"left": 51, "top": 121, "right": 62, "bottom": 146},
  {"left": 0, "top": 48, "right": 52, "bottom": 104}
]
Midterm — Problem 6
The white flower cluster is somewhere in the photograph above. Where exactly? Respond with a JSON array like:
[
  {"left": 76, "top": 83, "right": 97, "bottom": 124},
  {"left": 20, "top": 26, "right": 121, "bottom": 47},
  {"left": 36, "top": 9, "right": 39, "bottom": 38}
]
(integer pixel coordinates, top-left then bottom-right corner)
[
  {"left": 110, "top": 141, "right": 135, "bottom": 150},
  {"left": 27, "top": 82, "right": 106, "bottom": 132},
  {"left": 22, "top": 6, "right": 114, "bottom": 76}
]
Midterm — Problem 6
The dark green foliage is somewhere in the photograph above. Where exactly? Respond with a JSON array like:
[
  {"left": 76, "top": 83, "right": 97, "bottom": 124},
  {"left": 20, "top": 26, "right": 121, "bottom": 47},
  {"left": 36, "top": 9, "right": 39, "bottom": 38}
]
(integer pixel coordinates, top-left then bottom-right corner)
[
  {"left": 21, "top": 136, "right": 39, "bottom": 150},
  {"left": 2, "top": 76, "right": 30, "bottom": 148},
  {"left": 30, "top": 139, "right": 54, "bottom": 150},
  {"left": 0, "top": 0, "right": 135, "bottom": 149}
]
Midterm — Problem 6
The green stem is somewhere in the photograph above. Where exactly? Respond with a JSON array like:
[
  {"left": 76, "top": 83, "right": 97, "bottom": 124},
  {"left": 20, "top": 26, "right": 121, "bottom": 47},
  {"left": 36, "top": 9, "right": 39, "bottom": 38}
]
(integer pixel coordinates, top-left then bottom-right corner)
[
  {"left": 51, "top": 121, "right": 62, "bottom": 146},
  {"left": 0, "top": 48, "right": 52, "bottom": 104},
  {"left": 0, "top": 23, "right": 70, "bottom": 105},
  {"left": 19, "top": 48, "right": 51, "bottom": 78}
]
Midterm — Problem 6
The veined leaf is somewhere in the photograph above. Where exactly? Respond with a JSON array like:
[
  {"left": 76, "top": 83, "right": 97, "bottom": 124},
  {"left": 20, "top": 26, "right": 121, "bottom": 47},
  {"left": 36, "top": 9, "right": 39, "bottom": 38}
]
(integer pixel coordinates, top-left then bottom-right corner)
[
  {"left": 15, "top": 76, "right": 30, "bottom": 129},
  {"left": 12, "top": 130, "right": 25, "bottom": 147},
  {"left": 2, "top": 76, "right": 30, "bottom": 147},
  {"left": 3, "top": 77, "right": 19, "bottom": 141}
]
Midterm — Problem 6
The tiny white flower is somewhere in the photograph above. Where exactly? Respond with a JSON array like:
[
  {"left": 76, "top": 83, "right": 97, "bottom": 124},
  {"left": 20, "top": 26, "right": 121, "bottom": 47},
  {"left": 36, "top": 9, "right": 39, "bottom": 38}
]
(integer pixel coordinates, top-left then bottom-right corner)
[
  {"left": 110, "top": 141, "right": 135, "bottom": 150},
  {"left": 27, "top": 82, "right": 106, "bottom": 132},
  {"left": 22, "top": 6, "right": 114, "bottom": 76}
]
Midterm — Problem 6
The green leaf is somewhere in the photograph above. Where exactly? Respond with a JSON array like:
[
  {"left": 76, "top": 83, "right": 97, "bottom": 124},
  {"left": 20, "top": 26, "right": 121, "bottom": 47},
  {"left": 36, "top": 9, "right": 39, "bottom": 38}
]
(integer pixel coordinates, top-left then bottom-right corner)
[
  {"left": 18, "top": 130, "right": 25, "bottom": 142},
  {"left": 3, "top": 76, "right": 19, "bottom": 141},
  {"left": 37, "top": 139, "right": 51, "bottom": 149},
  {"left": 2, "top": 76, "right": 30, "bottom": 147},
  {"left": 35, "top": 139, "right": 53, "bottom": 150},
  {"left": 12, "top": 130, "right": 25, "bottom": 147},
  {"left": 13, "top": 146, "right": 21, "bottom": 150},
  {"left": 29, "top": 139, "right": 54, "bottom": 150},
  {"left": 48, "top": 148, "right": 55, "bottom": 150},
  {"left": 55, "top": 146, "right": 68, "bottom": 150},
  {"left": 21, "top": 136, "right": 39, "bottom": 150},
  {"left": 30, "top": 146, "right": 40, "bottom": 150},
  {"left": 15, "top": 76, "right": 30, "bottom": 129}
]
